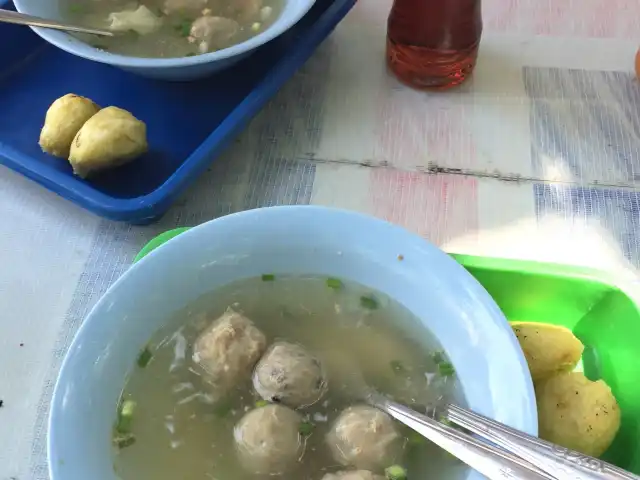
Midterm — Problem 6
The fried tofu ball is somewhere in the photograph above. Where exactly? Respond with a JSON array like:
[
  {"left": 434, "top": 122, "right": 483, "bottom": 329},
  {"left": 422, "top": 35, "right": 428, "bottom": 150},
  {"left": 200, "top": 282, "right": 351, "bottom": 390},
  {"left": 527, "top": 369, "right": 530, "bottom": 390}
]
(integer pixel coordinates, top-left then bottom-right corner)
[
  {"left": 253, "top": 341, "right": 327, "bottom": 408},
  {"left": 536, "top": 372, "right": 621, "bottom": 457},
  {"left": 511, "top": 321, "right": 584, "bottom": 382},
  {"left": 234, "top": 404, "right": 303, "bottom": 474},
  {"left": 39, "top": 94, "right": 100, "bottom": 158},
  {"left": 327, "top": 405, "right": 402, "bottom": 470},
  {"left": 192, "top": 308, "right": 267, "bottom": 394},
  {"left": 68, "top": 106, "right": 148, "bottom": 178}
]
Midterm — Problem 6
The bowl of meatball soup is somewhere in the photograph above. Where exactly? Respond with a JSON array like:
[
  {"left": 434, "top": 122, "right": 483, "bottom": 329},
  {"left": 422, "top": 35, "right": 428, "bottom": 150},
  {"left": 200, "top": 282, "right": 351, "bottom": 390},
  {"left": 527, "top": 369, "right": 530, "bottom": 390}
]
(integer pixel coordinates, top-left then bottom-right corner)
[
  {"left": 12, "top": 0, "right": 316, "bottom": 79},
  {"left": 48, "top": 206, "right": 537, "bottom": 480}
]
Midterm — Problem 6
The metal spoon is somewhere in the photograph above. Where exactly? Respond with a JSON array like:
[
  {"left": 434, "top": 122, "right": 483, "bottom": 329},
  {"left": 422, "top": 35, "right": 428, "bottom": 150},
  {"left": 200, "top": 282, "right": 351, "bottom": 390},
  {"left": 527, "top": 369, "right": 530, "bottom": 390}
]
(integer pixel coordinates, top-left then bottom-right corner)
[
  {"left": 0, "top": 8, "right": 114, "bottom": 36},
  {"left": 446, "top": 404, "right": 640, "bottom": 480},
  {"left": 367, "top": 392, "right": 554, "bottom": 480}
]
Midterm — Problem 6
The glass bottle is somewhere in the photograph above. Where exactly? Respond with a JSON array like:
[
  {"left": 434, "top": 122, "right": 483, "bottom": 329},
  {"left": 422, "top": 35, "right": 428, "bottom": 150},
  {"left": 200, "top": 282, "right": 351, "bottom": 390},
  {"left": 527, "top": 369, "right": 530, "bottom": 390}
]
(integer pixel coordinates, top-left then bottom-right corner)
[{"left": 386, "top": 0, "right": 482, "bottom": 90}]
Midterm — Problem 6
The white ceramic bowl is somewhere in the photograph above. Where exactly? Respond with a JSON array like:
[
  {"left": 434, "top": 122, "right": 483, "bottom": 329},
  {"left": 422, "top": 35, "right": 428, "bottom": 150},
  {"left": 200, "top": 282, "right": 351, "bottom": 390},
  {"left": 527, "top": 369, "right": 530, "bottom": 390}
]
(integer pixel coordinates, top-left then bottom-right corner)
[
  {"left": 12, "top": 0, "right": 316, "bottom": 80},
  {"left": 48, "top": 206, "right": 537, "bottom": 479}
]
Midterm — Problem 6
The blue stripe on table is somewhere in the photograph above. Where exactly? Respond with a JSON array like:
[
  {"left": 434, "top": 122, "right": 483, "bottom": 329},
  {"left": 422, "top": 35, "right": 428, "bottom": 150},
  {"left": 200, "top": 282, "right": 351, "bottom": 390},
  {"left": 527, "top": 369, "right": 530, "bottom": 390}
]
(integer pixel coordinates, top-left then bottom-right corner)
[
  {"left": 534, "top": 183, "right": 640, "bottom": 266},
  {"left": 524, "top": 67, "right": 640, "bottom": 184}
]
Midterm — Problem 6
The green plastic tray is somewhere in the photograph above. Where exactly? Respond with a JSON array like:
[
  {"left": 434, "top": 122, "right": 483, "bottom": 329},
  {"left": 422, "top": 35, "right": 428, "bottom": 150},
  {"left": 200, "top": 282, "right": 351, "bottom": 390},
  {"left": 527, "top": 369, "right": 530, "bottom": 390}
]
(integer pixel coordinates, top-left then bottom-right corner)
[
  {"left": 136, "top": 230, "right": 640, "bottom": 474},
  {"left": 450, "top": 254, "right": 640, "bottom": 473}
]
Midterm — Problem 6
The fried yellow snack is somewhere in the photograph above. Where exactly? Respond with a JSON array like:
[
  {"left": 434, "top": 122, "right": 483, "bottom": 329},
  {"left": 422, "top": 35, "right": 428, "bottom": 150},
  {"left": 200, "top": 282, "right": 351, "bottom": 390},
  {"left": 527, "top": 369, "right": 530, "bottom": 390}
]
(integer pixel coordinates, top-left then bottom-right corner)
[
  {"left": 39, "top": 94, "right": 100, "bottom": 158},
  {"left": 68, "top": 106, "right": 148, "bottom": 178},
  {"left": 511, "top": 321, "right": 584, "bottom": 382},
  {"left": 537, "top": 372, "right": 621, "bottom": 457}
]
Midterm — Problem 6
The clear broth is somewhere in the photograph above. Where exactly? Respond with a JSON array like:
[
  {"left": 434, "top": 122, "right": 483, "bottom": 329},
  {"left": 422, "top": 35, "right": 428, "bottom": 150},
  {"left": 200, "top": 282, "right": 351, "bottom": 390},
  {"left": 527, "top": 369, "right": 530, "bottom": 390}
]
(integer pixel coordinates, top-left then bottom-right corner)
[{"left": 113, "top": 276, "right": 466, "bottom": 480}]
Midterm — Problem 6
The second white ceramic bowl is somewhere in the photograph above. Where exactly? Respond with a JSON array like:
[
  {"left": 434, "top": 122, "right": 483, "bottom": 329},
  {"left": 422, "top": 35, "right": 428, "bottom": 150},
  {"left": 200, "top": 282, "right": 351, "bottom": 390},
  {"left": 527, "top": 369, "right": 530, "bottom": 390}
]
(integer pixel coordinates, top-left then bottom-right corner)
[{"left": 12, "top": 0, "right": 316, "bottom": 80}]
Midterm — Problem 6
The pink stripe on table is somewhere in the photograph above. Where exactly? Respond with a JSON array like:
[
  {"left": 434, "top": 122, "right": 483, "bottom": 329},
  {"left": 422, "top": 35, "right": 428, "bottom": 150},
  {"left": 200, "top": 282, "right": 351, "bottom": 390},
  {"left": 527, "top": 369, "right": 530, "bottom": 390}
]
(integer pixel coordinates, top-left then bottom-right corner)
[
  {"left": 374, "top": 87, "right": 477, "bottom": 170},
  {"left": 484, "top": 0, "right": 640, "bottom": 39},
  {"left": 369, "top": 170, "right": 479, "bottom": 247}
]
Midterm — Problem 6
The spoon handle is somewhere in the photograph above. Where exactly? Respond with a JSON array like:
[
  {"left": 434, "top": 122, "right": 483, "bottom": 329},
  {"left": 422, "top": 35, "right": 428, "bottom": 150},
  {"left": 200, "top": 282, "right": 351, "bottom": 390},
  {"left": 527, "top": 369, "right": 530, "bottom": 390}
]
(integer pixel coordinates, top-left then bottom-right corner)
[
  {"left": 0, "top": 8, "right": 114, "bottom": 36},
  {"left": 446, "top": 404, "right": 640, "bottom": 480},
  {"left": 369, "top": 395, "right": 554, "bottom": 480}
]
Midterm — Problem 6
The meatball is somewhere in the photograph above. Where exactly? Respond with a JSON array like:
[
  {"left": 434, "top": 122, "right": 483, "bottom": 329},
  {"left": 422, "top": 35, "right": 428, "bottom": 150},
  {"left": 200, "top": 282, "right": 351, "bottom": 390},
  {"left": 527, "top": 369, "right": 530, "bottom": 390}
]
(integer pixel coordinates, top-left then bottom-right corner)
[
  {"left": 39, "top": 93, "right": 100, "bottom": 158},
  {"left": 253, "top": 341, "right": 327, "bottom": 408},
  {"left": 68, "top": 106, "right": 148, "bottom": 178},
  {"left": 327, "top": 405, "right": 401, "bottom": 470},
  {"left": 511, "top": 322, "right": 584, "bottom": 382},
  {"left": 192, "top": 308, "right": 267, "bottom": 394},
  {"left": 189, "top": 16, "right": 239, "bottom": 53},
  {"left": 536, "top": 372, "right": 621, "bottom": 457},
  {"left": 234, "top": 404, "right": 303, "bottom": 474},
  {"left": 322, "top": 470, "right": 385, "bottom": 480}
]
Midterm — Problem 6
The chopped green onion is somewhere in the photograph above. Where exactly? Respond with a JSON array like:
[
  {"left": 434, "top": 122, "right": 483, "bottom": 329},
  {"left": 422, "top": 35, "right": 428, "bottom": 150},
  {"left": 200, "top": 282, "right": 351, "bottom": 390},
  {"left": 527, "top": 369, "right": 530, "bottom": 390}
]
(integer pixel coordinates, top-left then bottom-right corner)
[
  {"left": 251, "top": 22, "right": 261, "bottom": 31},
  {"left": 68, "top": 4, "right": 84, "bottom": 13},
  {"left": 116, "top": 400, "right": 136, "bottom": 434},
  {"left": 175, "top": 20, "right": 192, "bottom": 37},
  {"left": 137, "top": 347, "right": 153, "bottom": 368},
  {"left": 438, "top": 362, "right": 455, "bottom": 377},
  {"left": 390, "top": 360, "right": 406, "bottom": 375},
  {"left": 255, "top": 399, "right": 269, "bottom": 408},
  {"left": 186, "top": 52, "right": 196, "bottom": 56},
  {"left": 385, "top": 464, "right": 407, "bottom": 480},
  {"left": 432, "top": 351, "right": 455, "bottom": 376},
  {"left": 360, "top": 295, "right": 378, "bottom": 310},
  {"left": 298, "top": 421, "right": 314, "bottom": 436},
  {"left": 113, "top": 432, "right": 136, "bottom": 449},
  {"left": 261, "top": 274, "right": 275, "bottom": 281},
  {"left": 432, "top": 351, "right": 445, "bottom": 365},
  {"left": 326, "top": 277, "right": 343, "bottom": 289}
]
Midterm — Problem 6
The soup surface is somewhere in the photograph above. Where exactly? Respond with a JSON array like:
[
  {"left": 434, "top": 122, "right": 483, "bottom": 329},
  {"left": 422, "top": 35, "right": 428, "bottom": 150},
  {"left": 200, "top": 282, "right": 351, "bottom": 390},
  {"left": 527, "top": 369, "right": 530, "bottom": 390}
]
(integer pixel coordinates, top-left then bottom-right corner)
[
  {"left": 63, "top": 0, "right": 282, "bottom": 57},
  {"left": 112, "top": 275, "right": 466, "bottom": 480}
]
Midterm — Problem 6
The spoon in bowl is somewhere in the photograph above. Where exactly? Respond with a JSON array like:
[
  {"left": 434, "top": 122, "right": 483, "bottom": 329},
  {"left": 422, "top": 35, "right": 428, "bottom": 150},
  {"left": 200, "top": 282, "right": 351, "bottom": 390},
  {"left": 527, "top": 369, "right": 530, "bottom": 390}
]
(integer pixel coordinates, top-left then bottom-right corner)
[
  {"left": 334, "top": 355, "right": 550, "bottom": 478},
  {"left": 0, "top": 8, "right": 114, "bottom": 36},
  {"left": 338, "top": 357, "right": 633, "bottom": 479},
  {"left": 367, "top": 393, "right": 640, "bottom": 480},
  {"left": 367, "top": 392, "right": 554, "bottom": 480}
]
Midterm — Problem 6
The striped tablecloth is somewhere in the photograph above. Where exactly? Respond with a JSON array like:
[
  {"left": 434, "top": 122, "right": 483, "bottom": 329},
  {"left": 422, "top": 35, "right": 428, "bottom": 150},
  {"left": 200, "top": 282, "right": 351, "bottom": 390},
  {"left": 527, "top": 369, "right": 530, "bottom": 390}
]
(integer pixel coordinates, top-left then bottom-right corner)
[{"left": 1, "top": 0, "right": 639, "bottom": 478}]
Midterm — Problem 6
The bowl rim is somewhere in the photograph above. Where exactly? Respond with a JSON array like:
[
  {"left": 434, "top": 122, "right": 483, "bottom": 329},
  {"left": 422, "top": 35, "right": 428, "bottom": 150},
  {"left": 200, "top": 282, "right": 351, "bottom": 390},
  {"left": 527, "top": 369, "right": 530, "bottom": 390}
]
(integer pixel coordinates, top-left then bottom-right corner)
[
  {"left": 47, "top": 205, "right": 537, "bottom": 479},
  {"left": 12, "top": 0, "right": 316, "bottom": 69}
]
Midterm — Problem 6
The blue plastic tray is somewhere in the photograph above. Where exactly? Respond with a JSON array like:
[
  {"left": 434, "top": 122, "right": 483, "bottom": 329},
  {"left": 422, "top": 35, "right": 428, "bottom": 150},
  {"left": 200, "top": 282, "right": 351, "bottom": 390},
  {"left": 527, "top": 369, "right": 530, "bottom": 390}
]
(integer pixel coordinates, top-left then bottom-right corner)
[{"left": 0, "top": 0, "right": 355, "bottom": 223}]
